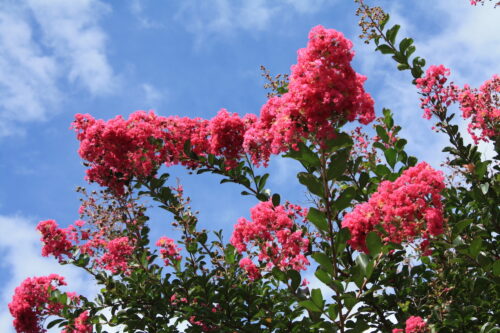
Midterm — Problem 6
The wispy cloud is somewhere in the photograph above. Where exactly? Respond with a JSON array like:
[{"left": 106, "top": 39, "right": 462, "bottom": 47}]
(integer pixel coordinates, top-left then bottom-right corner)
[
  {"left": 129, "top": 0, "right": 163, "bottom": 29},
  {"left": 0, "top": 9, "right": 60, "bottom": 137},
  {"left": 0, "top": 0, "right": 116, "bottom": 137},
  {"left": 141, "top": 83, "right": 164, "bottom": 109},
  {"left": 175, "top": 0, "right": 335, "bottom": 48}
]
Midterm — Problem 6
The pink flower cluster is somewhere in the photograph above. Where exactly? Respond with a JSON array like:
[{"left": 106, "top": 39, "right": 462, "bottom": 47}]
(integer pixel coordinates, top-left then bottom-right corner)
[
  {"left": 393, "top": 316, "right": 428, "bottom": 333},
  {"left": 37, "top": 220, "right": 73, "bottom": 261},
  {"left": 9, "top": 274, "right": 68, "bottom": 333},
  {"left": 72, "top": 110, "right": 254, "bottom": 194},
  {"left": 62, "top": 311, "right": 92, "bottom": 333},
  {"left": 37, "top": 219, "right": 137, "bottom": 275},
  {"left": 100, "top": 236, "right": 135, "bottom": 274},
  {"left": 458, "top": 75, "right": 499, "bottom": 143},
  {"left": 416, "top": 65, "right": 499, "bottom": 143},
  {"left": 230, "top": 200, "right": 309, "bottom": 280},
  {"left": 415, "top": 65, "right": 457, "bottom": 120},
  {"left": 238, "top": 257, "right": 261, "bottom": 280},
  {"left": 342, "top": 162, "right": 445, "bottom": 253},
  {"left": 189, "top": 315, "right": 216, "bottom": 332},
  {"left": 244, "top": 25, "right": 374, "bottom": 164},
  {"left": 72, "top": 26, "right": 374, "bottom": 194},
  {"left": 156, "top": 236, "right": 182, "bottom": 266}
]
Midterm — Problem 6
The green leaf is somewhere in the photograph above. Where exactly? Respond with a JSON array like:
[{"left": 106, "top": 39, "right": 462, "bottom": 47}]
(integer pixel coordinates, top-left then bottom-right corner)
[
  {"left": 411, "top": 66, "right": 423, "bottom": 79},
  {"left": 366, "top": 232, "right": 382, "bottom": 256},
  {"left": 258, "top": 173, "right": 270, "bottom": 191},
  {"left": 405, "top": 45, "right": 416, "bottom": 57},
  {"left": 307, "top": 208, "right": 329, "bottom": 232},
  {"left": 272, "top": 267, "right": 287, "bottom": 282},
  {"left": 47, "top": 319, "right": 65, "bottom": 329},
  {"left": 327, "top": 304, "right": 338, "bottom": 320},
  {"left": 314, "top": 269, "right": 332, "bottom": 287},
  {"left": 392, "top": 52, "right": 407, "bottom": 64},
  {"left": 413, "top": 57, "right": 426, "bottom": 67},
  {"left": 380, "top": 13, "right": 390, "bottom": 30},
  {"left": 376, "top": 125, "right": 390, "bottom": 143},
  {"left": 475, "top": 161, "right": 488, "bottom": 178},
  {"left": 311, "top": 288, "right": 324, "bottom": 308},
  {"left": 312, "top": 252, "right": 334, "bottom": 275},
  {"left": 395, "top": 139, "right": 407, "bottom": 151},
  {"left": 493, "top": 260, "right": 500, "bottom": 276},
  {"left": 386, "top": 24, "right": 400, "bottom": 44},
  {"left": 373, "top": 142, "right": 386, "bottom": 151},
  {"left": 59, "top": 292, "right": 68, "bottom": 305},
  {"left": 469, "top": 237, "right": 483, "bottom": 258},
  {"left": 197, "top": 232, "right": 207, "bottom": 245},
  {"left": 327, "top": 132, "right": 353, "bottom": 152},
  {"left": 335, "top": 227, "right": 351, "bottom": 254},
  {"left": 299, "top": 300, "right": 322, "bottom": 312},
  {"left": 399, "top": 37, "right": 413, "bottom": 53},
  {"left": 327, "top": 149, "right": 350, "bottom": 180},
  {"left": 356, "top": 253, "right": 373, "bottom": 278},
  {"left": 397, "top": 63, "right": 410, "bottom": 71},
  {"left": 376, "top": 44, "right": 394, "bottom": 54},
  {"left": 297, "top": 172, "right": 324, "bottom": 198},
  {"left": 288, "top": 270, "right": 301, "bottom": 291},
  {"left": 375, "top": 164, "right": 391, "bottom": 177},
  {"left": 334, "top": 187, "right": 356, "bottom": 211},
  {"left": 453, "top": 219, "right": 473, "bottom": 234},
  {"left": 284, "top": 141, "right": 320, "bottom": 168},
  {"left": 407, "top": 156, "right": 418, "bottom": 166},
  {"left": 343, "top": 294, "right": 358, "bottom": 310},
  {"left": 350, "top": 265, "right": 364, "bottom": 288},
  {"left": 382, "top": 108, "right": 394, "bottom": 129},
  {"left": 183, "top": 139, "right": 192, "bottom": 155},
  {"left": 187, "top": 242, "right": 198, "bottom": 253},
  {"left": 224, "top": 244, "right": 236, "bottom": 264},
  {"left": 384, "top": 148, "right": 397, "bottom": 169},
  {"left": 272, "top": 193, "right": 281, "bottom": 207},
  {"left": 359, "top": 172, "right": 370, "bottom": 188}
]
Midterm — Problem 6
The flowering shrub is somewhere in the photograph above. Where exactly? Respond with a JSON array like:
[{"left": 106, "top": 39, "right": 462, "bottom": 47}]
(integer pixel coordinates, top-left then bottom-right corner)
[
  {"left": 244, "top": 25, "right": 375, "bottom": 165},
  {"left": 9, "top": 275, "right": 73, "bottom": 333},
  {"left": 458, "top": 75, "right": 500, "bottom": 143},
  {"left": 230, "top": 200, "right": 310, "bottom": 276},
  {"left": 62, "top": 311, "right": 92, "bottom": 333},
  {"left": 156, "top": 236, "right": 182, "bottom": 266},
  {"left": 71, "top": 25, "right": 374, "bottom": 193},
  {"left": 417, "top": 65, "right": 499, "bottom": 143},
  {"left": 8, "top": 2, "right": 499, "bottom": 332},
  {"left": 342, "top": 162, "right": 445, "bottom": 253},
  {"left": 37, "top": 220, "right": 73, "bottom": 261}
]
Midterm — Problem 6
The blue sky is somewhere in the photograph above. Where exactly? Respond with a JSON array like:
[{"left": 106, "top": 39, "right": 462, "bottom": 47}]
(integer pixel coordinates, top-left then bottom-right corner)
[{"left": 0, "top": 0, "right": 498, "bottom": 331}]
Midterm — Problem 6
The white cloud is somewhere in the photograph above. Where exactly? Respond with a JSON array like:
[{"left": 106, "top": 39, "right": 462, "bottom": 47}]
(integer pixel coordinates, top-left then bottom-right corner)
[
  {"left": 175, "top": 0, "right": 336, "bottom": 47},
  {"left": 0, "top": 0, "right": 116, "bottom": 137},
  {"left": 0, "top": 215, "right": 93, "bottom": 333},
  {"left": 0, "top": 9, "right": 60, "bottom": 137},
  {"left": 416, "top": 1, "right": 500, "bottom": 85},
  {"left": 129, "top": 0, "right": 163, "bottom": 29},
  {"left": 141, "top": 83, "right": 164, "bottom": 109},
  {"left": 269, "top": 156, "right": 302, "bottom": 187},
  {"left": 26, "top": 0, "right": 116, "bottom": 95}
]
